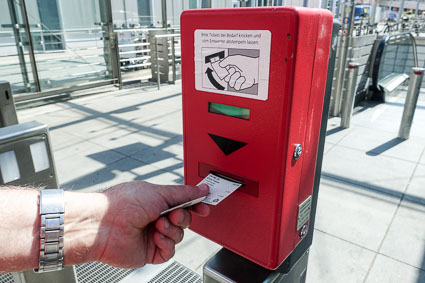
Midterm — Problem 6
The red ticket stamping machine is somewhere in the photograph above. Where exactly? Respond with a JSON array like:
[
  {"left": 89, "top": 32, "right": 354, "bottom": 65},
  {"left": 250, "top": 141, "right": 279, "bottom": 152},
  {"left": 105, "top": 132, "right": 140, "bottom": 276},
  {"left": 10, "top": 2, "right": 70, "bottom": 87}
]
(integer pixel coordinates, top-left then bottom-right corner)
[{"left": 181, "top": 7, "right": 333, "bottom": 270}]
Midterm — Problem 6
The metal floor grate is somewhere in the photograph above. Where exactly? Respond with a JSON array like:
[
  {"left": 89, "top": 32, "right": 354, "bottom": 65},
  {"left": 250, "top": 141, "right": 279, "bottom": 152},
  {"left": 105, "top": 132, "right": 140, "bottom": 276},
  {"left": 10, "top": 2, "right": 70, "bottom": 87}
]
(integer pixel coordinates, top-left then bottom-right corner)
[
  {"left": 0, "top": 274, "right": 14, "bottom": 283},
  {"left": 0, "top": 261, "right": 201, "bottom": 283},
  {"left": 75, "top": 262, "right": 135, "bottom": 283},
  {"left": 147, "top": 262, "right": 202, "bottom": 283}
]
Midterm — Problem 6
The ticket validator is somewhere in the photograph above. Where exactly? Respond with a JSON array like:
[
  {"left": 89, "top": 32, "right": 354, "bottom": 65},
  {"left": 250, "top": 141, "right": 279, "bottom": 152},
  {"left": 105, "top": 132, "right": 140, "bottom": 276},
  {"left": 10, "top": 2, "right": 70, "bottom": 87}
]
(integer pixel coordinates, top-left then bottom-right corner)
[{"left": 181, "top": 7, "right": 333, "bottom": 270}]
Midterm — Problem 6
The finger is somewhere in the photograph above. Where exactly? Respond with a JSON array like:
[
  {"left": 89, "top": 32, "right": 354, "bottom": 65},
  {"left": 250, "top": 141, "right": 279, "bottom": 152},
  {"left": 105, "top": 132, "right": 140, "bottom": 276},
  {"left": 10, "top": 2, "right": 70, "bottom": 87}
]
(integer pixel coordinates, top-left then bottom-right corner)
[
  {"left": 234, "top": 76, "right": 246, "bottom": 90},
  {"left": 229, "top": 71, "right": 241, "bottom": 88},
  {"left": 219, "top": 55, "right": 240, "bottom": 68},
  {"left": 158, "top": 184, "right": 209, "bottom": 209},
  {"left": 155, "top": 217, "right": 184, "bottom": 244},
  {"left": 168, "top": 208, "right": 192, "bottom": 228},
  {"left": 224, "top": 67, "right": 236, "bottom": 83},
  {"left": 152, "top": 231, "right": 175, "bottom": 264},
  {"left": 190, "top": 203, "right": 211, "bottom": 217}
]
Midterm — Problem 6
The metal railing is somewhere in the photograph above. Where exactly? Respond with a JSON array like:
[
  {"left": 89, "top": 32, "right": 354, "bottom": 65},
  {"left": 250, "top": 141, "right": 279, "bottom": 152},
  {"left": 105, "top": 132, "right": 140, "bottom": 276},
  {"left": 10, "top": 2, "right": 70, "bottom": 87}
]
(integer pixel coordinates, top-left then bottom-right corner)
[
  {"left": 154, "top": 33, "right": 181, "bottom": 89},
  {"left": 116, "top": 28, "right": 152, "bottom": 74}
]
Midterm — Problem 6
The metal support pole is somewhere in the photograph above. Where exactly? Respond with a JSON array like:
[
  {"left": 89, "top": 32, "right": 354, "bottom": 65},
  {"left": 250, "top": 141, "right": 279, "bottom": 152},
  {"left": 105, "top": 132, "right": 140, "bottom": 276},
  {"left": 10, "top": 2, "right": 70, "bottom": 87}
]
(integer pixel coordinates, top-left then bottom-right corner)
[
  {"left": 99, "top": 0, "right": 119, "bottom": 85},
  {"left": 370, "top": 0, "right": 378, "bottom": 26},
  {"left": 331, "top": 0, "right": 355, "bottom": 117},
  {"left": 20, "top": 0, "right": 41, "bottom": 92},
  {"left": 398, "top": 0, "right": 406, "bottom": 24},
  {"left": 415, "top": 0, "right": 421, "bottom": 18},
  {"left": 171, "top": 36, "right": 176, "bottom": 83},
  {"left": 156, "top": 37, "right": 160, "bottom": 90},
  {"left": 113, "top": 32, "right": 123, "bottom": 90},
  {"left": 398, "top": 67, "right": 424, "bottom": 139},
  {"left": 340, "top": 62, "right": 359, "bottom": 128},
  {"left": 7, "top": 0, "right": 30, "bottom": 92},
  {"left": 161, "top": 0, "right": 167, "bottom": 29}
]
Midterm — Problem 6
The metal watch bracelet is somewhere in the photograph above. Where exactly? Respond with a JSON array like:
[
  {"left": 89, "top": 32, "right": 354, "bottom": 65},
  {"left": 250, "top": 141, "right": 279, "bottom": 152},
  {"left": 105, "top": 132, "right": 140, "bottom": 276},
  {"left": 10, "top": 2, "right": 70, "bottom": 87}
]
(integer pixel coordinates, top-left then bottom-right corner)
[{"left": 34, "top": 189, "right": 65, "bottom": 273}]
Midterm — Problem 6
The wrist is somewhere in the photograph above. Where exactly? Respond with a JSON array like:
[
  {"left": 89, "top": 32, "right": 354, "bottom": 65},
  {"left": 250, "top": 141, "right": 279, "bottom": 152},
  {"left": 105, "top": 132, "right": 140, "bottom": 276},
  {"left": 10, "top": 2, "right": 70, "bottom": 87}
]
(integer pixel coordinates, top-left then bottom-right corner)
[{"left": 63, "top": 191, "right": 109, "bottom": 266}]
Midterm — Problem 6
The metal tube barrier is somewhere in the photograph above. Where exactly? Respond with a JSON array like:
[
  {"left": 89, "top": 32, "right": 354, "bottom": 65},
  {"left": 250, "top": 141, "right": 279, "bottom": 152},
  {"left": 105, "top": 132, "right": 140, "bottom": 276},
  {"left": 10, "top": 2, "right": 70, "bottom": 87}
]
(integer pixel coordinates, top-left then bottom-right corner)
[
  {"left": 340, "top": 62, "right": 359, "bottom": 128},
  {"left": 331, "top": 0, "right": 355, "bottom": 117},
  {"left": 398, "top": 67, "right": 425, "bottom": 139}
]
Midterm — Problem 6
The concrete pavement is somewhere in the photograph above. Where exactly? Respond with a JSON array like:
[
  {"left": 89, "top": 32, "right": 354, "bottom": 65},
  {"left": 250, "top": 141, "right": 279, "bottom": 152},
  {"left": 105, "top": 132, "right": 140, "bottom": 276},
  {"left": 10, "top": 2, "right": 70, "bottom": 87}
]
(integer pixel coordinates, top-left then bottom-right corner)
[{"left": 17, "top": 82, "right": 425, "bottom": 282}]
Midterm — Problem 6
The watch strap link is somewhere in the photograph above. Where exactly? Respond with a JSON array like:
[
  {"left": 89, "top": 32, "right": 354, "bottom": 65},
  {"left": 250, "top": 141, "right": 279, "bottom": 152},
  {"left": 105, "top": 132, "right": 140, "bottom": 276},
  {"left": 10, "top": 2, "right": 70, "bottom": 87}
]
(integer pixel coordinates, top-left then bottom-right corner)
[{"left": 35, "top": 189, "right": 65, "bottom": 273}]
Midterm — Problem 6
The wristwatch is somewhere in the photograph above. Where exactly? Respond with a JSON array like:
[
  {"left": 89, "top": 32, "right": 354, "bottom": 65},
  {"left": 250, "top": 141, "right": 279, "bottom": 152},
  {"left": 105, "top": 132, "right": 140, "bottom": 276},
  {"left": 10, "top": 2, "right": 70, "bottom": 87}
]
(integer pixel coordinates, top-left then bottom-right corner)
[{"left": 34, "top": 189, "right": 65, "bottom": 273}]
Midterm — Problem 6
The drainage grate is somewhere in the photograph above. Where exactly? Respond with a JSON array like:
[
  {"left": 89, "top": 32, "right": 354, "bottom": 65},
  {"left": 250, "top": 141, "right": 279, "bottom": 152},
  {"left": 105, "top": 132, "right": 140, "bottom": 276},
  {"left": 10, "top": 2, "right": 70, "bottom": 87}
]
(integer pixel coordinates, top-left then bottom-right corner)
[
  {"left": 147, "top": 262, "right": 202, "bottom": 283},
  {"left": 75, "top": 262, "right": 135, "bottom": 283},
  {"left": 0, "top": 274, "right": 14, "bottom": 283}
]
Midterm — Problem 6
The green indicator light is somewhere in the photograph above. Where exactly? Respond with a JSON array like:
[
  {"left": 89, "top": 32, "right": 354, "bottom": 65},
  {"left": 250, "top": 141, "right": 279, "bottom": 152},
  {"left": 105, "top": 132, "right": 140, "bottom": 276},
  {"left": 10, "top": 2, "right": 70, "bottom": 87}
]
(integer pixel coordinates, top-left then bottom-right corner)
[{"left": 208, "top": 102, "right": 250, "bottom": 120}]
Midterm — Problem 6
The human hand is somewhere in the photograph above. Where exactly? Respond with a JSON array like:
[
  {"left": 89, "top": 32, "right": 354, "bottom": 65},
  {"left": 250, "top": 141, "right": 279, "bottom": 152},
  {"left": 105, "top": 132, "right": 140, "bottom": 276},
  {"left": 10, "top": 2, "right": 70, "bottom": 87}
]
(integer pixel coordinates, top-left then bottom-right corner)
[
  {"left": 218, "top": 55, "right": 259, "bottom": 90},
  {"left": 64, "top": 181, "right": 210, "bottom": 269}
]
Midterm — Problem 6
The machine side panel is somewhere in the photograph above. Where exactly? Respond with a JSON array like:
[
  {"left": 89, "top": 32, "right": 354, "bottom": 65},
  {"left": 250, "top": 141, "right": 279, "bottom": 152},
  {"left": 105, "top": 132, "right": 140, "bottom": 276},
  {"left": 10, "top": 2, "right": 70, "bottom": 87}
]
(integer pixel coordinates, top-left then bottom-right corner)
[
  {"left": 276, "top": 8, "right": 321, "bottom": 266},
  {"left": 292, "top": 10, "right": 333, "bottom": 250}
]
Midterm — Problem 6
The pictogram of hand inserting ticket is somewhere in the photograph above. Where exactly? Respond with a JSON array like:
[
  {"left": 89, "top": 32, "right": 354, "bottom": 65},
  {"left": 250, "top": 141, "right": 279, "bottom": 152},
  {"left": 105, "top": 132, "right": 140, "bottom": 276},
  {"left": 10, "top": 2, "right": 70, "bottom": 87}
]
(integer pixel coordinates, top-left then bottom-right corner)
[{"left": 198, "top": 173, "right": 242, "bottom": 205}]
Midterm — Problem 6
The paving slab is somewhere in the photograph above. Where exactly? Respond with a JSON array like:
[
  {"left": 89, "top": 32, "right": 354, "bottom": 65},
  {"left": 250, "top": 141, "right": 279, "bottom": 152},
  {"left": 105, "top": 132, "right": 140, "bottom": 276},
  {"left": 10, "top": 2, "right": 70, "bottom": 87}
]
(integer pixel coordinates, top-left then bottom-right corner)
[
  {"left": 110, "top": 103, "right": 180, "bottom": 125},
  {"left": 306, "top": 230, "right": 376, "bottom": 283},
  {"left": 88, "top": 129, "right": 179, "bottom": 157},
  {"left": 45, "top": 128, "right": 86, "bottom": 152},
  {"left": 54, "top": 138, "right": 125, "bottom": 162},
  {"left": 338, "top": 126, "right": 425, "bottom": 163},
  {"left": 315, "top": 177, "right": 399, "bottom": 251},
  {"left": 60, "top": 156, "right": 181, "bottom": 193},
  {"left": 365, "top": 255, "right": 425, "bottom": 283},
  {"left": 323, "top": 141, "right": 336, "bottom": 155},
  {"left": 131, "top": 135, "right": 184, "bottom": 171},
  {"left": 325, "top": 117, "right": 352, "bottom": 144},
  {"left": 380, "top": 199, "right": 425, "bottom": 270},
  {"left": 20, "top": 107, "right": 92, "bottom": 129},
  {"left": 56, "top": 148, "right": 125, "bottom": 187},
  {"left": 404, "top": 164, "right": 425, "bottom": 205},
  {"left": 323, "top": 145, "right": 417, "bottom": 196}
]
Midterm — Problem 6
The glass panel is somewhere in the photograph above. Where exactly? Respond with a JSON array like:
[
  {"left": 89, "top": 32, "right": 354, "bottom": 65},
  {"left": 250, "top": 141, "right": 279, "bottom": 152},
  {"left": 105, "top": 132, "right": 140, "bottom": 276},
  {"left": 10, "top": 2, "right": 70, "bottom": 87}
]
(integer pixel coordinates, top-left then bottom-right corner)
[
  {"left": 0, "top": 0, "right": 37, "bottom": 94},
  {"left": 377, "top": 34, "right": 416, "bottom": 83},
  {"left": 25, "top": 0, "right": 112, "bottom": 91}
]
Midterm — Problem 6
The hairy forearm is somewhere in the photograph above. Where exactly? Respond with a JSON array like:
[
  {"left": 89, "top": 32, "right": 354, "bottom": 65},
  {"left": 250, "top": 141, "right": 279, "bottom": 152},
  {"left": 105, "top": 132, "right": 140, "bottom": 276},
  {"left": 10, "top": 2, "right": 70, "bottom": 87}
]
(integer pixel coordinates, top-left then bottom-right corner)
[
  {"left": 0, "top": 189, "right": 40, "bottom": 273},
  {"left": 0, "top": 189, "right": 109, "bottom": 273}
]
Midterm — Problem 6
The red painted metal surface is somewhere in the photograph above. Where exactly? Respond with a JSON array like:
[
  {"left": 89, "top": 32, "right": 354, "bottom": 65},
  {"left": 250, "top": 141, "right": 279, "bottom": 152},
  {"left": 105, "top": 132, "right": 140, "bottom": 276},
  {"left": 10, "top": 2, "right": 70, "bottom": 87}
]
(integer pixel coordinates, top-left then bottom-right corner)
[{"left": 181, "top": 7, "right": 333, "bottom": 270}]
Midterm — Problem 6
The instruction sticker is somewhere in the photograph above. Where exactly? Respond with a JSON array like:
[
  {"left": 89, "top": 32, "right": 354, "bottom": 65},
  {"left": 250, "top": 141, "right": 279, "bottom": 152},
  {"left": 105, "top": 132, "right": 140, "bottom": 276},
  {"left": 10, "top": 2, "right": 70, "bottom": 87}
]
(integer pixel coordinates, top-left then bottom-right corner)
[
  {"left": 194, "top": 29, "right": 271, "bottom": 101},
  {"left": 198, "top": 173, "right": 243, "bottom": 205}
]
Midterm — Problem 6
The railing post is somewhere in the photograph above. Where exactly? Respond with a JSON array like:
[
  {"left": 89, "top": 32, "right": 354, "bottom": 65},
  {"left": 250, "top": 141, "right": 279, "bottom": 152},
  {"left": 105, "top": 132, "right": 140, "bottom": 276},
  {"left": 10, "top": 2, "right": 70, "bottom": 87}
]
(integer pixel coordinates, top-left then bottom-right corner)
[
  {"left": 340, "top": 62, "right": 359, "bottom": 128},
  {"left": 331, "top": 0, "right": 355, "bottom": 117},
  {"left": 171, "top": 36, "right": 176, "bottom": 83},
  {"left": 398, "top": 67, "right": 425, "bottom": 140},
  {"left": 156, "top": 36, "right": 160, "bottom": 90},
  {"left": 114, "top": 32, "right": 123, "bottom": 90}
]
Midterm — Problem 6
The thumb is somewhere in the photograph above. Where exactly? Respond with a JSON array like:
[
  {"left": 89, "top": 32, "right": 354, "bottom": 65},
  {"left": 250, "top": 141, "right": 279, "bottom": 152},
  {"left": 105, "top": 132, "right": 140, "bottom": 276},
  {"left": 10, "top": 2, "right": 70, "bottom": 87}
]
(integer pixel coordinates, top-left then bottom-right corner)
[
  {"left": 219, "top": 55, "right": 239, "bottom": 68},
  {"left": 158, "top": 184, "right": 209, "bottom": 208}
]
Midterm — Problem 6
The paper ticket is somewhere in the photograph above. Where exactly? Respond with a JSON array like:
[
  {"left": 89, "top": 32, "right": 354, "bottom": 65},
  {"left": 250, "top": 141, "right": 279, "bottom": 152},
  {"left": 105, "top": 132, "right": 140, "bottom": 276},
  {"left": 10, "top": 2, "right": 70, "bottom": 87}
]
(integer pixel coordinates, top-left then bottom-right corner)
[{"left": 198, "top": 173, "right": 242, "bottom": 205}]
